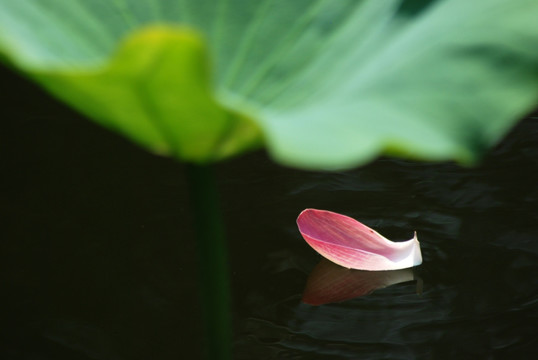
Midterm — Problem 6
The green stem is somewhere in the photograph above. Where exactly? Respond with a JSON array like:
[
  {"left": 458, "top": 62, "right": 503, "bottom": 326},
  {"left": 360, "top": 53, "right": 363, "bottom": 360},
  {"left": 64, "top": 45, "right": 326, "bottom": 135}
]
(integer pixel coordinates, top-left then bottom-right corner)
[{"left": 186, "top": 163, "right": 231, "bottom": 360}]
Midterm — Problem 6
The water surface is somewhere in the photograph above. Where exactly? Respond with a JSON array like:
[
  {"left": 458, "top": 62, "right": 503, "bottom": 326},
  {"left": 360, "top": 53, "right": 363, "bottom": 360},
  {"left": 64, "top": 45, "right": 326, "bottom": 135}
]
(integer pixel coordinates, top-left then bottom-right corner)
[{"left": 1, "top": 67, "right": 537, "bottom": 359}]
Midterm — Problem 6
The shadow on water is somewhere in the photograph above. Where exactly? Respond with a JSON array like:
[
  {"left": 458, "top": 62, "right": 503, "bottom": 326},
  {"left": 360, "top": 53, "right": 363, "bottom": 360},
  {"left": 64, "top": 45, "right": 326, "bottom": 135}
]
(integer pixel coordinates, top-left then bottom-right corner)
[{"left": 1, "top": 67, "right": 538, "bottom": 359}]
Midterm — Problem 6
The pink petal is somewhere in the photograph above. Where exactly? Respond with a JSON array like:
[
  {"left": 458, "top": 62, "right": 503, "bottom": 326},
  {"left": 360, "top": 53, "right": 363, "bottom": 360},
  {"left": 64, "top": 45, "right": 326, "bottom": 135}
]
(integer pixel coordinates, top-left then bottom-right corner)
[
  {"left": 302, "top": 259, "right": 415, "bottom": 306},
  {"left": 297, "top": 209, "right": 422, "bottom": 271}
]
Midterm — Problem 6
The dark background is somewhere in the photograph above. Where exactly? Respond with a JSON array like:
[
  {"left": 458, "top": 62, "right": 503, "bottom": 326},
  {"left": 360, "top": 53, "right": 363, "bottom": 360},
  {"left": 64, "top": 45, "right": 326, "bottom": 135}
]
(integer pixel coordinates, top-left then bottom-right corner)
[{"left": 1, "top": 62, "right": 537, "bottom": 359}]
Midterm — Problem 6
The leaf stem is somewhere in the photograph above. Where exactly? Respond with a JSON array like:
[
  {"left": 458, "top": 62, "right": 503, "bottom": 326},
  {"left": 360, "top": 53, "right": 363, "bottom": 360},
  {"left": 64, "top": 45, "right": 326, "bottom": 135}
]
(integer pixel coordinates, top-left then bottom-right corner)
[{"left": 186, "top": 163, "right": 231, "bottom": 360}]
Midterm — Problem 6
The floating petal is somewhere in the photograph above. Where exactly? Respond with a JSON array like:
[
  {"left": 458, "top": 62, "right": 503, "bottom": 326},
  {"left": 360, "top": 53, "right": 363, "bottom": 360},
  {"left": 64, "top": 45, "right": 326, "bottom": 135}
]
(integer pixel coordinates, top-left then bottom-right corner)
[{"left": 297, "top": 209, "right": 422, "bottom": 271}]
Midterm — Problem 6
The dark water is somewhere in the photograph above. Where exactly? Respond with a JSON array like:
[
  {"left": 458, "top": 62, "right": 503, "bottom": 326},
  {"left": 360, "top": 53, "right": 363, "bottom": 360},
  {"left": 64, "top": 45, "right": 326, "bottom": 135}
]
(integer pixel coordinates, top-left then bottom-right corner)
[{"left": 1, "top": 67, "right": 537, "bottom": 359}]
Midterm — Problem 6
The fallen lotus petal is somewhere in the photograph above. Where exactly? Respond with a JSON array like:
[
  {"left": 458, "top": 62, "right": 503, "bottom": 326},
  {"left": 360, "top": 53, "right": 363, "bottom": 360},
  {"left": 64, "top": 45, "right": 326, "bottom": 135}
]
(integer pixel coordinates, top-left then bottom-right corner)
[
  {"left": 297, "top": 209, "right": 422, "bottom": 271},
  {"left": 302, "top": 259, "right": 415, "bottom": 306}
]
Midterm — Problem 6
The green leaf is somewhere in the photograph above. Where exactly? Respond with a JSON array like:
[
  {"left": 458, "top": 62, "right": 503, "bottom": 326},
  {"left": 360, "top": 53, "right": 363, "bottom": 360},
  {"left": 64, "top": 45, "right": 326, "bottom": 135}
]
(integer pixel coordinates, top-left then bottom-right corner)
[
  {"left": 1, "top": 0, "right": 538, "bottom": 169},
  {"left": 35, "top": 28, "right": 263, "bottom": 162}
]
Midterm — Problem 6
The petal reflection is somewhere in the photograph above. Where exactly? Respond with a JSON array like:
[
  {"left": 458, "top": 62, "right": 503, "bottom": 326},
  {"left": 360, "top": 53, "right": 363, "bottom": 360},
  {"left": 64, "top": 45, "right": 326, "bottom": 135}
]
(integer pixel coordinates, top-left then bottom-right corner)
[{"left": 302, "top": 259, "right": 416, "bottom": 306}]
